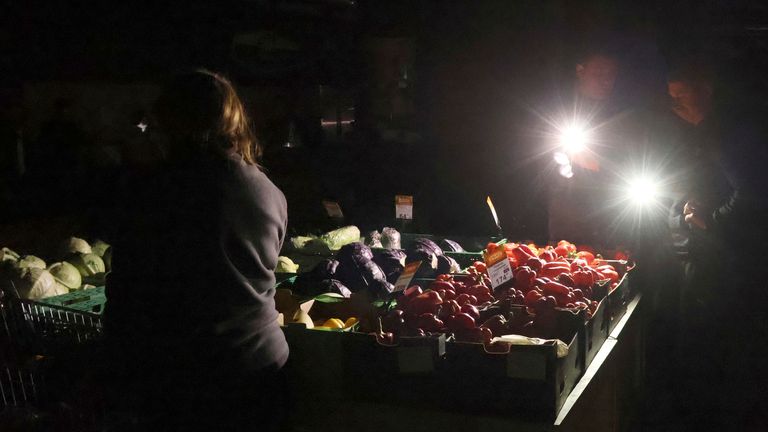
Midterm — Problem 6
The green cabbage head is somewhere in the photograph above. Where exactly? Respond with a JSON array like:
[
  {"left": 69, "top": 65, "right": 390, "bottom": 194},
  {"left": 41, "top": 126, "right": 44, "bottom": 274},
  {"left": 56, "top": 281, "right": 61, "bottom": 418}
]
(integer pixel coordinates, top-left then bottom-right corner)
[
  {"left": 48, "top": 261, "right": 83, "bottom": 290},
  {"left": 102, "top": 246, "right": 112, "bottom": 272},
  {"left": 61, "top": 237, "right": 92, "bottom": 258},
  {"left": 67, "top": 253, "right": 106, "bottom": 277},
  {"left": 16, "top": 255, "right": 47, "bottom": 270},
  {"left": 11, "top": 267, "right": 68, "bottom": 300},
  {"left": 91, "top": 240, "right": 111, "bottom": 258},
  {"left": 1, "top": 247, "right": 20, "bottom": 263}
]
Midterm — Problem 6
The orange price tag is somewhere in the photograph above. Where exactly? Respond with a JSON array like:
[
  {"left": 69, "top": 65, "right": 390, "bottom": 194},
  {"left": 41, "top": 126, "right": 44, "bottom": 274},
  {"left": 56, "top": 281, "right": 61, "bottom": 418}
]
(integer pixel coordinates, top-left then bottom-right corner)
[
  {"left": 322, "top": 200, "right": 344, "bottom": 218},
  {"left": 395, "top": 195, "right": 414, "bottom": 220},
  {"left": 394, "top": 261, "right": 422, "bottom": 292},
  {"left": 484, "top": 249, "right": 512, "bottom": 289}
]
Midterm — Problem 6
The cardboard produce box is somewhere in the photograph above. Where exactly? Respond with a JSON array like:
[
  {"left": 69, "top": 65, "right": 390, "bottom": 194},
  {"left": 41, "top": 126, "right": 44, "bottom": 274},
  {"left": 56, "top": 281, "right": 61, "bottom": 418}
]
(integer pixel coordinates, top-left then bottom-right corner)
[{"left": 443, "top": 328, "right": 582, "bottom": 420}]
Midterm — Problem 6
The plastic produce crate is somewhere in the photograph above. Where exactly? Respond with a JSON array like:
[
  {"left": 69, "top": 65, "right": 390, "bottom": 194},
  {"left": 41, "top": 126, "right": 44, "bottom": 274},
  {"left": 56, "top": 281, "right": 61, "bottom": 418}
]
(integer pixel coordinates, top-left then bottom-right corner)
[
  {"left": 275, "top": 276, "right": 297, "bottom": 290},
  {"left": 397, "top": 233, "right": 505, "bottom": 253},
  {"left": 606, "top": 272, "right": 632, "bottom": 335},
  {"left": 36, "top": 288, "right": 106, "bottom": 315},
  {"left": 581, "top": 297, "right": 608, "bottom": 370},
  {"left": 444, "top": 251, "right": 483, "bottom": 269},
  {"left": 442, "top": 330, "right": 582, "bottom": 420},
  {"left": 281, "top": 323, "right": 348, "bottom": 401},
  {"left": 340, "top": 332, "right": 446, "bottom": 405},
  {"left": 407, "top": 278, "right": 435, "bottom": 289},
  {"left": 275, "top": 272, "right": 298, "bottom": 285}
]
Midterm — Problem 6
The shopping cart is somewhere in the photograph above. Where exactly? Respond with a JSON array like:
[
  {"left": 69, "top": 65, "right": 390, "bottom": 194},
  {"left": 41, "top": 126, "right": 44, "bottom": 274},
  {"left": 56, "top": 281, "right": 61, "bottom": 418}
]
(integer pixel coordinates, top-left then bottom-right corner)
[
  {"left": 1, "top": 279, "right": 105, "bottom": 430},
  {"left": 0, "top": 360, "right": 44, "bottom": 409},
  {"left": 1, "top": 278, "right": 103, "bottom": 356}
]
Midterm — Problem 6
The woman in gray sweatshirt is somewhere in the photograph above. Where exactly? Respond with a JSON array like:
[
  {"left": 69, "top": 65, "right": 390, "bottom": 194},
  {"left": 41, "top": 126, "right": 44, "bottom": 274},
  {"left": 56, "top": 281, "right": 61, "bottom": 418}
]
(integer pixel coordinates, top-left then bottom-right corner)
[{"left": 104, "top": 69, "right": 289, "bottom": 431}]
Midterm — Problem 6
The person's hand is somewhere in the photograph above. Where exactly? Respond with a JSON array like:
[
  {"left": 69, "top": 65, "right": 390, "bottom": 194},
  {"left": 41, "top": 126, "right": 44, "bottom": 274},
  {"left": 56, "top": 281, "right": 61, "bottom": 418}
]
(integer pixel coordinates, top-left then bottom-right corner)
[
  {"left": 683, "top": 200, "right": 707, "bottom": 230},
  {"left": 683, "top": 200, "right": 695, "bottom": 216}
]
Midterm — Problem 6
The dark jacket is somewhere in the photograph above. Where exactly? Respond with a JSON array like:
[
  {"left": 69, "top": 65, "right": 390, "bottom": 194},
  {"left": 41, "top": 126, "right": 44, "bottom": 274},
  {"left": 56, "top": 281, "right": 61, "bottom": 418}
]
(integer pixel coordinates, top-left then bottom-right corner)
[
  {"left": 105, "top": 149, "right": 289, "bottom": 383},
  {"left": 668, "top": 113, "right": 768, "bottom": 264}
]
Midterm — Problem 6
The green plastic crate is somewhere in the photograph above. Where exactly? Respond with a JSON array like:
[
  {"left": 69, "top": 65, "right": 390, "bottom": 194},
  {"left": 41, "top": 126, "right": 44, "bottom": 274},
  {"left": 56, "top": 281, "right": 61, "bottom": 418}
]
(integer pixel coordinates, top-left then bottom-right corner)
[
  {"left": 398, "top": 233, "right": 504, "bottom": 253},
  {"left": 36, "top": 287, "right": 107, "bottom": 315}
]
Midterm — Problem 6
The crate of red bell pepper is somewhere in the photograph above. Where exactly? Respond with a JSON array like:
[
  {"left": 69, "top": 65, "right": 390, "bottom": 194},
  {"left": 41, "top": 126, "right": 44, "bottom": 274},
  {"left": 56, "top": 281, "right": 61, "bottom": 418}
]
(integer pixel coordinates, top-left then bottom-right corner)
[
  {"left": 464, "top": 240, "right": 632, "bottom": 371},
  {"left": 594, "top": 252, "right": 634, "bottom": 335},
  {"left": 445, "top": 327, "right": 582, "bottom": 419},
  {"left": 373, "top": 268, "right": 586, "bottom": 419}
]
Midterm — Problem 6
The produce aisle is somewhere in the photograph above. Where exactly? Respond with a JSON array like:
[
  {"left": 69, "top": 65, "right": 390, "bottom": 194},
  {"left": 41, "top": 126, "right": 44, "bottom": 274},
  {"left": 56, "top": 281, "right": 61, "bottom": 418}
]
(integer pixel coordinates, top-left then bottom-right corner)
[{"left": 1, "top": 230, "right": 642, "bottom": 430}]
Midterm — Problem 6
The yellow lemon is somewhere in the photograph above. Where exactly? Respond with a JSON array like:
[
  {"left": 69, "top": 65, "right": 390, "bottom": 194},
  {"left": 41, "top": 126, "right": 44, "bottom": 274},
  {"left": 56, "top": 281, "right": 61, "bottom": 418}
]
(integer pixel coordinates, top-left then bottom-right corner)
[{"left": 322, "top": 318, "right": 345, "bottom": 329}]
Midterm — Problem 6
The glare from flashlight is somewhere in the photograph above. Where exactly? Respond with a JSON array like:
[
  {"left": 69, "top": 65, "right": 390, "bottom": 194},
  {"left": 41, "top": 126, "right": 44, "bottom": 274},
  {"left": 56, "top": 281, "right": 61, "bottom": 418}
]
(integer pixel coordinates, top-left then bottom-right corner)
[
  {"left": 559, "top": 164, "right": 574, "bottom": 179},
  {"left": 627, "top": 177, "right": 659, "bottom": 206},
  {"left": 553, "top": 151, "right": 570, "bottom": 166},
  {"left": 560, "top": 125, "right": 588, "bottom": 153}
]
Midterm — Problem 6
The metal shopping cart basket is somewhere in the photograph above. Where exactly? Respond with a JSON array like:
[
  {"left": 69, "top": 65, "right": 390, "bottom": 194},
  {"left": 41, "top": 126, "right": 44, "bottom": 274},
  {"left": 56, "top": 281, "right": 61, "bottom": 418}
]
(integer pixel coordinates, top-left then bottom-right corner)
[
  {"left": 1, "top": 279, "right": 104, "bottom": 430},
  {"left": 1, "top": 278, "right": 103, "bottom": 357},
  {"left": 0, "top": 358, "right": 44, "bottom": 410}
]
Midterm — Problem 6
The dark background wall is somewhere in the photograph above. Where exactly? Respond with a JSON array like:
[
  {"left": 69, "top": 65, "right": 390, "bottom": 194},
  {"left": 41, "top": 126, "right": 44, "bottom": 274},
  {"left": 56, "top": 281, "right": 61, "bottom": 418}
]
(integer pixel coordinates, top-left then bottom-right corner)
[{"left": 2, "top": 0, "right": 767, "bottom": 235}]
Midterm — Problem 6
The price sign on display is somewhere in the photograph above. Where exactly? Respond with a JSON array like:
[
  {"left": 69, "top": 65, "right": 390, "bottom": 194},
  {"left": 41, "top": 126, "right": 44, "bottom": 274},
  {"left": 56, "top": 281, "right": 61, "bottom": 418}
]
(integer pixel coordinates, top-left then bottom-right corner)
[
  {"left": 395, "top": 195, "right": 414, "bottom": 220},
  {"left": 322, "top": 200, "right": 344, "bottom": 218},
  {"left": 484, "top": 248, "right": 513, "bottom": 289},
  {"left": 393, "top": 261, "right": 422, "bottom": 292}
]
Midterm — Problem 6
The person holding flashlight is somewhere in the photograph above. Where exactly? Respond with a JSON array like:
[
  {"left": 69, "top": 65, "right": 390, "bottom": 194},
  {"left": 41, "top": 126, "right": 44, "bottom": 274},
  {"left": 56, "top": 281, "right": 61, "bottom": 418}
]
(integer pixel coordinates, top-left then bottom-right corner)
[
  {"left": 546, "top": 44, "right": 622, "bottom": 245},
  {"left": 663, "top": 61, "right": 768, "bottom": 428}
]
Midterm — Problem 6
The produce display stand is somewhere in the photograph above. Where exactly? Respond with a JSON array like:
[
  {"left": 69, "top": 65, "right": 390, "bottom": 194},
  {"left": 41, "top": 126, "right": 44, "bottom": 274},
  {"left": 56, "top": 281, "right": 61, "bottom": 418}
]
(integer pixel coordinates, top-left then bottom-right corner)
[
  {"left": 284, "top": 294, "right": 644, "bottom": 432},
  {"left": 1, "top": 228, "right": 642, "bottom": 430}
]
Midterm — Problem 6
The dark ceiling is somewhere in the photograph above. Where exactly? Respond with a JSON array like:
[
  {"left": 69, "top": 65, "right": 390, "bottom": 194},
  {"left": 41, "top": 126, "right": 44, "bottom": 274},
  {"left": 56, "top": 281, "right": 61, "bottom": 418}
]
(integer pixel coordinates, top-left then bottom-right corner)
[{"left": 1, "top": 0, "right": 767, "bottom": 87}]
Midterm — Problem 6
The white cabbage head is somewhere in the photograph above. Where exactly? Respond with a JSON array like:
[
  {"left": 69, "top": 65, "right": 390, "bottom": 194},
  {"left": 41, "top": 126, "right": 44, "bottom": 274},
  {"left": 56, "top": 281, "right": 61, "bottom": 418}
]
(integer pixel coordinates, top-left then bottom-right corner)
[
  {"left": 11, "top": 267, "right": 68, "bottom": 300},
  {"left": 61, "top": 237, "right": 92, "bottom": 258},
  {"left": 67, "top": 253, "right": 106, "bottom": 277},
  {"left": 1, "top": 247, "right": 20, "bottom": 263},
  {"left": 48, "top": 261, "right": 83, "bottom": 290},
  {"left": 91, "top": 240, "right": 111, "bottom": 258},
  {"left": 15, "top": 255, "right": 47, "bottom": 270}
]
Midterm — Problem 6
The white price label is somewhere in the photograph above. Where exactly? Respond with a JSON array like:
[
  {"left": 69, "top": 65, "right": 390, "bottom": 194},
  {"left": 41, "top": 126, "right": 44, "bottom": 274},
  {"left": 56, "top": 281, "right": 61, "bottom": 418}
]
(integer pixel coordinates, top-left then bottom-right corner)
[
  {"left": 393, "top": 261, "right": 422, "bottom": 292},
  {"left": 484, "top": 249, "right": 513, "bottom": 289},
  {"left": 322, "top": 200, "right": 344, "bottom": 218},
  {"left": 395, "top": 195, "right": 413, "bottom": 220}
]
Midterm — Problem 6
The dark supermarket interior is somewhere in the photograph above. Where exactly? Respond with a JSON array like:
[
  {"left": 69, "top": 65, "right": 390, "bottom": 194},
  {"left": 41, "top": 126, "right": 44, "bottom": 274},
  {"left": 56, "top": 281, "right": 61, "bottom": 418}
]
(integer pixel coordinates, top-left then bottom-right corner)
[{"left": 1, "top": 1, "right": 768, "bottom": 431}]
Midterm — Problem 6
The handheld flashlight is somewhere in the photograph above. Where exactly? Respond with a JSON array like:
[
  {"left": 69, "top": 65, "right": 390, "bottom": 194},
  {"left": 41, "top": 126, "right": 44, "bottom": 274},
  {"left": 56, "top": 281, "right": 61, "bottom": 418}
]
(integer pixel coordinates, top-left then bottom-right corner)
[
  {"left": 627, "top": 177, "right": 659, "bottom": 206},
  {"left": 559, "top": 124, "right": 588, "bottom": 154}
]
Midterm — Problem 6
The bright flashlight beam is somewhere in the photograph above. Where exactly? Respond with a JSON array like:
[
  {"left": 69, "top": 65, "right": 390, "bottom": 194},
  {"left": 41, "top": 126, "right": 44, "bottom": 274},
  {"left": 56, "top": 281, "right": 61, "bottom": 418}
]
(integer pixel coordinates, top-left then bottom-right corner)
[
  {"left": 558, "top": 164, "right": 574, "bottom": 178},
  {"left": 627, "top": 177, "right": 659, "bottom": 206},
  {"left": 560, "top": 125, "right": 587, "bottom": 153},
  {"left": 553, "top": 152, "right": 570, "bottom": 166}
]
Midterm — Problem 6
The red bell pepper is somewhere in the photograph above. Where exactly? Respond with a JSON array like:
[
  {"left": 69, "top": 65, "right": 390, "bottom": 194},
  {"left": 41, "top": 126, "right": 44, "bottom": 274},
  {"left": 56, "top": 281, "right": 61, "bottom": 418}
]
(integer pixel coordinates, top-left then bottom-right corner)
[
  {"left": 572, "top": 269, "right": 594, "bottom": 288},
  {"left": 541, "top": 281, "right": 571, "bottom": 297},
  {"left": 513, "top": 265, "right": 537, "bottom": 291},
  {"left": 408, "top": 291, "right": 444, "bottom": 316}
]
